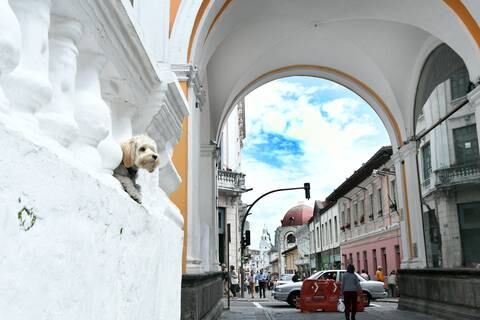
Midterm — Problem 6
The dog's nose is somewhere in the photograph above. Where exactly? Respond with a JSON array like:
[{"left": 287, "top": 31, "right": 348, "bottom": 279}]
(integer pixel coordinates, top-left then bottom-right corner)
[{"left": 152, "top": 154, "right": 158, "bottom": 160}]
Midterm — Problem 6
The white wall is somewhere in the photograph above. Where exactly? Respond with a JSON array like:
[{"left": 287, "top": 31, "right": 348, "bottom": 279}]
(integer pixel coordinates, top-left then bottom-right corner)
[{"left": 0, "top": 121, "right": 183, "bottom": 320}]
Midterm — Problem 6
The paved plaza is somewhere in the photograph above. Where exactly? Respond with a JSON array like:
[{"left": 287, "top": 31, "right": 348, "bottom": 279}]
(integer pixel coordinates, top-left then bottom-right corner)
[{"left": 220, "top": 298, "right": 438, "bottom": 320}]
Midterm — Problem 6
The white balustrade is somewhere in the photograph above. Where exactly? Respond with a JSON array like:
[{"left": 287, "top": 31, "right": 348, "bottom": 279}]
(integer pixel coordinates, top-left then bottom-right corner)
[
  {"left": 70, "top": 51, "right": 110, "bottom": 172},
  {"left": 0, "top": 0, "right": 21, "bottom": 113},
  {"left": 37, "top": 15, "right": 82, "bottom": 147},
  {"left": 1, "top": 0, "right": 52, "bottom": 126},
  {"left": 97, "top": 112, "right": 123, "bottom": 182}
]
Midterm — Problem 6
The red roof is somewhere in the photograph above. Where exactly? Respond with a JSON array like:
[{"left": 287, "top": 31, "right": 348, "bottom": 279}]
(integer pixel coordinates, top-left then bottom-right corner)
[{"left": 281, "top": 204, "right": 313, "bottom": 227}]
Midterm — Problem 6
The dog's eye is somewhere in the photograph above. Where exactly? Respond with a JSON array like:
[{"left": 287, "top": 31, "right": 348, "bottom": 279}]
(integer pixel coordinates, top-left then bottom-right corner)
[{"left": 139, "top": 147, "right": 146, "bottom": 152}]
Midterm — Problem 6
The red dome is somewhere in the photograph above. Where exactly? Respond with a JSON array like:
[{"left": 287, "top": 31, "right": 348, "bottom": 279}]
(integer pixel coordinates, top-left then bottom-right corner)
[{"left": 281, "top": 204, "right": 313, "bottom": 227}]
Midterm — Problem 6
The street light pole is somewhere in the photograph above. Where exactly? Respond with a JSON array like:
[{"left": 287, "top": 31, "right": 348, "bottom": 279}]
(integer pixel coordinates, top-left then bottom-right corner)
[{"left": 239, "top": 183, "right": 310, "bottom": 297}]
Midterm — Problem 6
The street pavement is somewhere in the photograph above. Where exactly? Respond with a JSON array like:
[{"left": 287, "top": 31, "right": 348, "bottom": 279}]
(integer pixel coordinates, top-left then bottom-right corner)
[{"left": 220, "top": 297, "right": 438, "bottom": 320}]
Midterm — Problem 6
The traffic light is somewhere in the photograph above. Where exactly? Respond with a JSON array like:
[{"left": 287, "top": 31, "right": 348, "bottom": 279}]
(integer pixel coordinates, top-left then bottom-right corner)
[
  {"left": 304, "top": 182, "right": 310, "bottom": 200},
  {"left": 243, "top": 230, "right": 251, "bottom": 247}
]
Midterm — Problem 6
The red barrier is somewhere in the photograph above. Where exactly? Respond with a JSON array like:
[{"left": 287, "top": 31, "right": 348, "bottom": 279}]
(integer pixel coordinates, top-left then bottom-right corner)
[{"left": 298, "top": 279, "right": 366, "bottom": 313}]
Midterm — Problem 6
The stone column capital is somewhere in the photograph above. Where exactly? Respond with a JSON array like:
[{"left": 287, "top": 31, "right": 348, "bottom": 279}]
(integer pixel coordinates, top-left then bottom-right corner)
[{"left": 391, "top": 142, "right": 417, "bottom": 165}]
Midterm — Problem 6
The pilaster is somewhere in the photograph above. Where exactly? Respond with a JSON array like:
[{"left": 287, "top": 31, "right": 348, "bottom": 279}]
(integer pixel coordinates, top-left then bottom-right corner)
[{"left": 391, "top": 142, "right": 426, "bottom": 269}]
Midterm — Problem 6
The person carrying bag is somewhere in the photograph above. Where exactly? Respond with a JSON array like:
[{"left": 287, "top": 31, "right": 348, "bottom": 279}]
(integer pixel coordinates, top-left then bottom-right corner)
[{"left": 341, "top": 264, "right": 362, "bottom": 320}]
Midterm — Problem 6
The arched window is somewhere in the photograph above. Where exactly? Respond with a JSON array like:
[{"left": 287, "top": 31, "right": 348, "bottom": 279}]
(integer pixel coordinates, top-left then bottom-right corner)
[
  {"left": 286, "top": 233, "right": 296, "bottom": 244},
  {"left": 414, "top": 43, "right": 480, "bottom": 269}
]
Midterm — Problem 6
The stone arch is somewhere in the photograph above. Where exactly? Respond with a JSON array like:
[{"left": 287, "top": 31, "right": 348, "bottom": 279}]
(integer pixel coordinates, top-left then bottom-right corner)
[{"left": 216, "top": 66, "right": 403, "bottom": 149}]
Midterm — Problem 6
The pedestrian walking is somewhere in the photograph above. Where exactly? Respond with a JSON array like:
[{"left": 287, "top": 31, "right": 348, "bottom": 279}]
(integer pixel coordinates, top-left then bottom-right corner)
[
  {"left": 248, "top": 271, "right": 255, "bottom": 298},
  {"left": 387, "top": 270, "right": 397, "bottom": 297},
  {"left": 230, "top": 265, "right": 239, "bottom": 298},
  {"left": 292, "top": 271, "right": 300, "bottom": 282},
  {"left": 221, "top": 264, "right": 231, "bottom": 297},
  {"left": 375, "top": 266, "right": 384, "bottom": 282},
  {"left": 255, "top": 271, "right": 260, "bottom": 294},
  {"left": 341, "top": 264, "right": 362, "bottom": 320},
  {"left": 360, "top": 269, "right": 370, "bottom": 280},
  {"left": 258, "top": 269, "right": 267, "bottom": 298}
]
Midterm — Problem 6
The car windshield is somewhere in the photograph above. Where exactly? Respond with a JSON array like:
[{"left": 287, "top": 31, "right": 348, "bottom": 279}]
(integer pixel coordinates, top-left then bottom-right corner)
[{"left": 279, "top": 274, "right": 293, "bottom": 281}]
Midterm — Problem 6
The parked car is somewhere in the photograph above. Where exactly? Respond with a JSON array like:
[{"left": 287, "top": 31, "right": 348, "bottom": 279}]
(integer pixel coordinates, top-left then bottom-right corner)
[
  {"left": 274, "top": 273, "right": 294, "bottom": 288},
  {"left": 272, "top": 269, "right": 387, "bottom": 307}
]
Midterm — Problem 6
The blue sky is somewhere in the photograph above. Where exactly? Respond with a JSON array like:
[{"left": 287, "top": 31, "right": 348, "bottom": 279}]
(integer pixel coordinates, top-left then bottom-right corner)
[{"left": 239, "top": 76, "right": 390, "bottom": 249}]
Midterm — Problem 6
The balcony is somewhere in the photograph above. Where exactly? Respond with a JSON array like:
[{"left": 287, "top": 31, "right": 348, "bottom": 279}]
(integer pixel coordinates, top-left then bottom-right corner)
[
  {"left": 435, "top": 161, "right": 480, "bottom": 188},
  {"left": 217, "top": 169, "right": 246, "bottom": 194}
]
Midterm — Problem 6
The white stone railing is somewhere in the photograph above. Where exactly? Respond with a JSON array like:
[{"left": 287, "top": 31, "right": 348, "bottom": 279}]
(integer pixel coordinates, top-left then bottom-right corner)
[{"left": 0, "top": 0, "right": 189, "bottom": 196}]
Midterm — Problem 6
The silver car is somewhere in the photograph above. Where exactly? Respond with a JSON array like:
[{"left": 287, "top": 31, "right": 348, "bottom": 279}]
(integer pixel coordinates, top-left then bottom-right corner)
[{"left": 272, "top": 270, "right": 387, "bottom": 307}]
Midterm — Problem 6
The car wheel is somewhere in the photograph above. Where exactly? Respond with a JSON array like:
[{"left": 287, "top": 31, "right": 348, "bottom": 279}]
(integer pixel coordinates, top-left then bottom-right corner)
[
  {"left": 287, "top": 291, "right": 300, "bottom": 307},
  {"left": 363, "top": 291, "right": 371, "bottom": 307}
]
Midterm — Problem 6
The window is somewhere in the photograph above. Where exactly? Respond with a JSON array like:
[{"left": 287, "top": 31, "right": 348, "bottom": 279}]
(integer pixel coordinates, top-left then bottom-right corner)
[
  {"left": 329, "top": 219, "right": 332, "bottom": 243},
  {"left": 347, "top": 207, "right": 351, "bottom": 224},
  {"left": 316, "top": 226, "right": 320, "bottom": 248},
  {"left": 334, "top": 216, "right": 338, "bottom": 242},
  {"left": 353, "top": 203, "right": 358, "bottom": 225},
  {"left": 286, "top": 233, "right": 296, "bottom": 244},
  {"left": 422, "top": 143, "right": 432, "bottom": 181},
  {"left": 458, "top": 202, "right": 480, "bottom": 267},
  {"left": 359, "top": 199, "right": 365, "bottom": 220},
  {"left": 450, "top": 68, "right": 469, "bottom": 100},
  {"left": 390, "top": 180, "right": 397, "bottom": 205},
  {"left": 218, "top": 207, "right": 225, "bottom": 233},
  {"left": 453, "top": 125, "right": 479, "bottom": 165},
  {"left": 372, "top": 249, "right": 377, "bottom": 272},
  {"left": 341, "top": 210, "right": 345, "bottom": 225},
  {"left": 356, "top": 252, "right": 360, "bottom": 271},
  {"left": 363, "top": 251, "right": 368, "bottom": 273},
  {"left": 377, "top": 188, "right": 383, "bottom": 216},
  {"left": 369, "top": 193, "right": 374, "bottom": 220},
  {"left": 395, "top": 245, "right": 401, "bottom": 270},
  {"left": 381, "top": 247, "right": 388, "bottom": 274}
]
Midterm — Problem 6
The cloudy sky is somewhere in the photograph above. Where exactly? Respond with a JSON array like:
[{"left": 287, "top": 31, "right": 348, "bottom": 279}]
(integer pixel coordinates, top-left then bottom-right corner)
[{"left": 240, "top": 76, "right": 390, "bottom": 249}]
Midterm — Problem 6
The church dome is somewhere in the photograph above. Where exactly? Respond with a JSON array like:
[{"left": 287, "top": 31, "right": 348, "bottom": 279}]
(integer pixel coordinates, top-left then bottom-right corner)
[{"left": 281, "top": 204, "right": 313, "bottom": 227}]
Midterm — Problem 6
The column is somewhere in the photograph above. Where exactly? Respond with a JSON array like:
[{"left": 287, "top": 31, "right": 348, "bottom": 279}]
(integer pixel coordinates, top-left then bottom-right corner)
[
  {"left": 37, "top": 15, "right": 82, "bottom": 146},
  {"left": 2, "top": 0, "right": 52, "bottom": 126},
  {"left": 391, "top": 143, "right": 426, "bottom": 269},
  {"left": 195, "top": 144, "right": 218, "bottom": 272},
  {"left": 70, "top": 51, "right": 110, "bottom": 172},
  {"left": 111, "top": 101, "right": 137, "bottom": 142},
  {"left": 0, "top": 0, "right": 21, "bottom": 113}
]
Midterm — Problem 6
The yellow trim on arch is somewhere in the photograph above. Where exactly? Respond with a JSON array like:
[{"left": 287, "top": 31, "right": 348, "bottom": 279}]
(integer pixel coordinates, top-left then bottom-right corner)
[
  {"left": 443, "top": 0, "right": 480, "bottom": 50},
  {"left": 187, "top": 0, "right": 210, "bottom": 62},
  {"left": 228, "top": 65, "right": 404, "bottom": 147},
  {"left": 205, "top": 0, "right": 233, "bottom": 43}
]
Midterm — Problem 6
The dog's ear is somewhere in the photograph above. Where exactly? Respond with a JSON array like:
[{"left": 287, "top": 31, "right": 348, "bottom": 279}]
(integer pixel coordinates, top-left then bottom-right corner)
[{"left": 121, "top": 139, "right": 136, "bottom": 168}]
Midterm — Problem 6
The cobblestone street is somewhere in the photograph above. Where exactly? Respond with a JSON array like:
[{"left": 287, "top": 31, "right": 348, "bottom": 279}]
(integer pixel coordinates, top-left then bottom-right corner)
[{"left": 220, "top": 298, "right": 438, "bottom": 320}]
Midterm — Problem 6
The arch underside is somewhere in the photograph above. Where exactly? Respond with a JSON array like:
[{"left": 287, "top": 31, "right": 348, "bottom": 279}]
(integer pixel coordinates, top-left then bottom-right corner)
[{"left": 173, "top": 0, "right": 480, "bottom": 146}]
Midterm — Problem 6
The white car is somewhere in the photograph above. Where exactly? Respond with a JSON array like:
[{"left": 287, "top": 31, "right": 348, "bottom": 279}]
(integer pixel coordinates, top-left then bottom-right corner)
[
  {"left": 274, "top": 273, "right": 294, "bottom": 288},
  {"left": 272, "top": 270, "right": 387, "bottom": 307}
]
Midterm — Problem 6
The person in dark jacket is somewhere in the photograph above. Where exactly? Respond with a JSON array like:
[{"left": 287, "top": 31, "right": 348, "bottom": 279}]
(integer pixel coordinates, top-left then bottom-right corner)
[{"left": 341, "top": 264, "right": 362, "bottom": 320}]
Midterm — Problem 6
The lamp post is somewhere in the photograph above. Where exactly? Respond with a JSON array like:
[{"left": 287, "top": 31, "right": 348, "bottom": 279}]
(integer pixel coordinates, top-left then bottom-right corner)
[{"left": 239, "top": 183, "right": 310, "bottom": 297}]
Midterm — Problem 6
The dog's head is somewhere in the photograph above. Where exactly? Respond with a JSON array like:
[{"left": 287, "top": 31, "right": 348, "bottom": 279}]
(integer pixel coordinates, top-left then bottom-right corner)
[{"left": 121, "top": 135, "right": 160, "bottom": 173}]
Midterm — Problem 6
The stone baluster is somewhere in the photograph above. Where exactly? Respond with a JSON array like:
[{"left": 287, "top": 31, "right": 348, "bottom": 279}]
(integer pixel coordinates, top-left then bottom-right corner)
[
  {"left": 1, "top": 0, "right": 52, "bottom": 126},
  {"left": 97, "top": 104, "right": 123, "bottom": 182},
  {"left": 70, "top": 51, "right": 110, "bottom": 172},
  {"left": 36, "top": 15, "right": 82, "bottom": 147},
  {"left": 0, "top": 0, "right": 21, "bottom": 113},
  {"left": 111, "top": 101, "right": 137, "bottom": 142}
]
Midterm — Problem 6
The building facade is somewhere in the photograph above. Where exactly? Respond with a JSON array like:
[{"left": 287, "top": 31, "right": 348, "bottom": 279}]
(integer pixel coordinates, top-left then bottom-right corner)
[
  {"left": 336, "top": 147, "right": 402, "bottom": 280},
  {"left": 217, "top": 101, "right": 247, "bottom": 273},
  {"left": 274, "top": 204, "right": 313, "bottom": 274}
]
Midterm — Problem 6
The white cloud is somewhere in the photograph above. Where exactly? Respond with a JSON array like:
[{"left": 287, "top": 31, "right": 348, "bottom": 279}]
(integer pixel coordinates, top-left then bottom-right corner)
[{"left": 240, "top": 77, "right": 390, "bottom": 249}]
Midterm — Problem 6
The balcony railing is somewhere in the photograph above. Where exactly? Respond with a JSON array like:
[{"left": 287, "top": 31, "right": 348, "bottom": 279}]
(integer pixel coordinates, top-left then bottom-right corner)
[
  {"left": 217, "top": 169, "right": 246, "bottom": 193},
  {"left": 435, "top": 161, "right": 480, "bottom": 187}
]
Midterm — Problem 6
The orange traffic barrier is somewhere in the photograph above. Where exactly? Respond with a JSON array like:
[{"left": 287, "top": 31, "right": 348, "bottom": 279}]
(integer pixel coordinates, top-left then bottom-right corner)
[{"left": 298, "top": 279, "right": 367, "bottom": 313}]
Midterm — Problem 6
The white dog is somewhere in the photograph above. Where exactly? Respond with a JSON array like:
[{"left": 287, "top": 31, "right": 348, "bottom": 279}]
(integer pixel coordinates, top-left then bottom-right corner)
[{"left": 113, "top": 135, "right": 160, "bottom": 203}]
